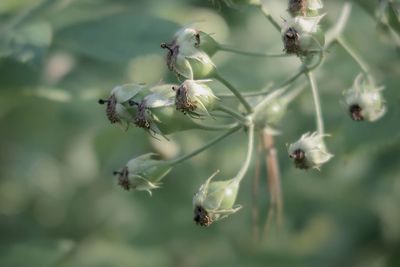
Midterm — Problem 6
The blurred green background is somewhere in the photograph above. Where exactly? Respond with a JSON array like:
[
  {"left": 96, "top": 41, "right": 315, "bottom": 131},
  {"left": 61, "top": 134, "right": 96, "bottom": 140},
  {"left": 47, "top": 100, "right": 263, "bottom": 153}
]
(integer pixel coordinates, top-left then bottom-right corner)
[{"left": 0, "top": 0, "right": 399, "bottom": 266}]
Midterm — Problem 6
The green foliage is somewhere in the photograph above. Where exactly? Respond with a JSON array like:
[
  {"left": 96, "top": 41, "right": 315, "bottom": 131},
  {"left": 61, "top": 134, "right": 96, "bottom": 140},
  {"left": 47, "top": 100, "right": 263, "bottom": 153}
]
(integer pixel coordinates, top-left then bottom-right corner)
[{"left": 0, "top": 0, "right": 399, "bottom": 267}]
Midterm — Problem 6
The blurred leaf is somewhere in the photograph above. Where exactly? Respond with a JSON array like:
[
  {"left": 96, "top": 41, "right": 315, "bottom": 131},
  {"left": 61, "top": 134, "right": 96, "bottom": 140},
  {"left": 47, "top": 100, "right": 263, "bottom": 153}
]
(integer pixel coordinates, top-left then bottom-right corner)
[
  {"left": 54, "top": 13, "right": 179, "bottom": 62},
  {"left": 0, "top": 21, "right": 52, "bottom": 64},
  {"left": 387, "top": 2, "right": 400, "bottom": 35}
]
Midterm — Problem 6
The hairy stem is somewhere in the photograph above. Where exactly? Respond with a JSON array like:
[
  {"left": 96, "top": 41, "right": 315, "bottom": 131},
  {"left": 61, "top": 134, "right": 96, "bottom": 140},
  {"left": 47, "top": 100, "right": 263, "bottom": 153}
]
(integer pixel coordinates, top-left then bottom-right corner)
[
  {"left": 167, "top": 125, "right": 241, "bottom": 166},
  {"left": 325, "top": 2, "right": 353, "bottom": 46},
  {"left": 234, "top": 124, "right": 255, "bottom": 183},
  {"left": 305, "top": 71, "right": 324, "bottom": 135},
  {"left": 216, "top": 104, "right": 249, "bottom": 124},
  {"left": 336, "top": 36, "right": 370, "bottom": 76},
  {"left": 219, "top": 45, "right": 291, "bottom": 58},
  {"left": 214, "top": 72, "right": 253, "bottom": 113},
  {"left": 193, "top": 121, "right": 239, "bottom": 131}
]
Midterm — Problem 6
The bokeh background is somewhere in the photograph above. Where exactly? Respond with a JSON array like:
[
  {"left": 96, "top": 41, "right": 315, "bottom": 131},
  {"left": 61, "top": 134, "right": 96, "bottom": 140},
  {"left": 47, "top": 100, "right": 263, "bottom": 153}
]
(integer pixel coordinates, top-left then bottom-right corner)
[{"left": 0, "top": 0, "right": 399, "bottom": 266}]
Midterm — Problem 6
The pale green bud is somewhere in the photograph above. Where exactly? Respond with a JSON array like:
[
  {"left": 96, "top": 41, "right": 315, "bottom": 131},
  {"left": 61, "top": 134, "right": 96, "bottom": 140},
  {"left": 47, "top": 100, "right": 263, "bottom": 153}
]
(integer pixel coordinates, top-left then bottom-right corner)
[
  {"left": 288, "top": 132, "right": 333, "bottom": 170},
  {"left": 343, "top": 74, "right": 386, "bottom": 122},
  {"left": 288, "top": 0, "right": 323, "bottom": 17},
  {"left": 173, "top": 79, "right": 218, "bottom": 117},
  {"left": 161, "top": 27, "right": 217, "bottom": 79},
  {"left": 114, "top": 153, "right": 172, "bottom": 195},
  {"left": 193, "top": 171, "right": 241, "bottom": 226},
  {"left": 98, "top": 83, "right": 145, "bottom": 125},
  {"left": 282, "top": 15, "right": 325, "bottom": 56}
]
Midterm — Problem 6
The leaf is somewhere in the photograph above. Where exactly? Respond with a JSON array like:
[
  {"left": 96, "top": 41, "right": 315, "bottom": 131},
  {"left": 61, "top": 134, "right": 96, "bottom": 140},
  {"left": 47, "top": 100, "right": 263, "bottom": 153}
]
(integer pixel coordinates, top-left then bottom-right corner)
[
  {"left": 54, "top": 13, "right": 179, "bottom": 62},
  {"left": 0, "top": 21, "right": 52, "bottom": 64}
]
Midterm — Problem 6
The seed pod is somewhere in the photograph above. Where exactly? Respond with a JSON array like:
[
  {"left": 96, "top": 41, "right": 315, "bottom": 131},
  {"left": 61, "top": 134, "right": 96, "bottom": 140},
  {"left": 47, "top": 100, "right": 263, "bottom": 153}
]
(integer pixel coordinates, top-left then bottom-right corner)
[
  {"left": 343, "top": 74, "right": 386, "bottom": 122},
  {"left": 161, "top": 27, "right": 217, "bottom": 79},
  {"left": 193, "top": 171, "right": 241, "bottom": 226},
  {"left": 114, "top": 153, "right": 172, "bottom": 195},
  {"left": 288, "top": 132, "right": 333, "bottom": 170}
]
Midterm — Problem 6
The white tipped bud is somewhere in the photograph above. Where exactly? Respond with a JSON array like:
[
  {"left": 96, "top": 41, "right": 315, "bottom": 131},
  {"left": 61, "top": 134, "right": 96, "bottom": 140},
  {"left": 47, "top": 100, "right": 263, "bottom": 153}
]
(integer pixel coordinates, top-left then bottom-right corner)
[
  {"left": 161, "top": 27, "right": 217, "bottom": 79},
  {"left": 343, "top": 74, "right": 386, "bottom": 122},
  {"left": 114, "top": 153, "right": 172, "bottom": 195},
  {"left": 288, "top": 132, "right": 333, "bottom": 170},
  {"left": 193, "top": 171, "right": 241, "bottom": 226},
  {"left": 173, "top": 79, "right": 218, "bottom": 117},
  {"left": 282, "top": 15, "right": 325, "bottom": 56}
]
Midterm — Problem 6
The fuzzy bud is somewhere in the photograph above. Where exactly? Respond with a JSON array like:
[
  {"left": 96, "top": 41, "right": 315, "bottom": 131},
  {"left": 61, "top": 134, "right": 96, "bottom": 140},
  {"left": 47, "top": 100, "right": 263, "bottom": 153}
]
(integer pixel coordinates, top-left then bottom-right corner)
[
  {"left": 161, "top": 27, "right": 217, "bottom": 79},
  {"left": 114, "top": 153, "right": 172, "bottom": 195},
  {"left": 282, "top": 15, "right": 325, "bottom": 56},
  {"left": 343, "top": 74, "right": 386, "bottom": 122},
  {"left": 173, "top": 79, "right": 218, "bottom": 117},
  {"left": 288, "top": 132, "right": 333, "bottom": 170},
  {"left": 193, "top": 171, "right": 241, "bottom": 226},
  {"left": 288, "top": 0, "right": 323, "bottom": 17}
]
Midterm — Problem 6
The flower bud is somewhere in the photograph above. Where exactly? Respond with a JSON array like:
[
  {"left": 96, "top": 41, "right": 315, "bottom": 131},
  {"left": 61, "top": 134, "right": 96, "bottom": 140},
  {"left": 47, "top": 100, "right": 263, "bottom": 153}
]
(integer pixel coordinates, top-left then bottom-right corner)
[
  {"left": 282, "top": 15, "right": 325, "bottom": 56},
  {"left": 161, "top": 27, "right": 217, "bottom": 79},
  {"left": 288, "top": 132, "right": 333, "bottom": 170},
  {"left": 343, "top": 74, "right": 386, "bottom": 122},
  {"left": 288, "top": 0, "right": 323, "bottom": 17},
  {"left": 173, "top": 79, "right": 218, "bottom": 117},
  {"left": 98, "top": 84, "right": 145, "bottom": 125},
  {"left": 114, "top": 153, "right": 172, "bottom": 195},
  {"left": 193, "top": 171, "right": 241, "bottom": 226}
]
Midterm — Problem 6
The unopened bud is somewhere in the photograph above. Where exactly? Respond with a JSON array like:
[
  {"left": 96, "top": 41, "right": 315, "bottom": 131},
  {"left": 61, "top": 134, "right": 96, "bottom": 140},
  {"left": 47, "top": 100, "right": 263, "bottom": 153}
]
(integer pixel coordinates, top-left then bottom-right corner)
[
  {"left": 288, "top": 0, "right": 323, "bottom": 17},
  {"left": 161, "top": 27, "right": 217, "bottom": 79},
  {"left": 114, "top": 153, "right": 172, "bottom": 195},
  {"left": 343, "top": 74, "right": 386, "bottom": 122},
  {"left": 193, "top": 171, "right": 241, "bottom": 226},
  {"left": 288, "top": 132, "right": 333, "bottom": 170},
  {"left": 173, "top": 79, "right": 218, "bottom": 117}
]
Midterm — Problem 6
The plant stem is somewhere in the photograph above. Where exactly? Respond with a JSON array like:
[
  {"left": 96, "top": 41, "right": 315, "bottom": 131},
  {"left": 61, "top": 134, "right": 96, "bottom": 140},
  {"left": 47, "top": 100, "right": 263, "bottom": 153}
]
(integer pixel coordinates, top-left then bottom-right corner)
[
  {"left": 234, "top": 124, "right": 255, "bottom": 183},
  {"left": 219, "top": 45, "right": 291, "bottom": 58},
  {"left": 251, "top": 141, "right": 262, "bottom": 244},
  {"left": 216, "top": 104, "right": 249, "bottom": 124},
  {"left": 336, "top": 36, "right": 370, "bottom": 76},
  {"left": 258, "top": 5, "right": 281, "bottom": 32},
  {"left": 167, "top": 125, "right": 241, "bottom": 166},
  {"left": 252, "top": 88, "right": 286, "bottom": 118},
  {"left": 325, "top": 2, "right": 353, "bottom": 46},
  {"left": 261, "top": 131, "right": 283, "bottom": 235},
  {"left": 214, "top": 72, "right": 253, "bottom": 113},
  {"left": 305, "top": 71, "right": 324, "bottom": 135},
  {"left": 193, "top": 121, "right": 239, "bottom": 131}
]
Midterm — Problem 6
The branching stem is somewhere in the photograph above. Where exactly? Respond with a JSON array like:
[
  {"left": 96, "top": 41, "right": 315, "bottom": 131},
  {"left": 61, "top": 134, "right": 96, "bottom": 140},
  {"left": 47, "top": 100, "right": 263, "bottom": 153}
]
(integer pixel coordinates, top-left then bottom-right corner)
[{"left": 305, "top": 71, "right": 324, "bottom": 135}]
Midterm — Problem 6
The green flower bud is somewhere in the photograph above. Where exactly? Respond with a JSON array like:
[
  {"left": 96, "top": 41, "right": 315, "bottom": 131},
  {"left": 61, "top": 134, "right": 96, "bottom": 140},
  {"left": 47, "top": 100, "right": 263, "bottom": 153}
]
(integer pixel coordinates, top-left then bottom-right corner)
[
  {"left": 282, "top": 15, "right": 325, "bottom": 56},
  {"left": 343, "top": 74, "right": 386, "bottom": 122},
  {"left": 114, "top": 153, "right": 172, "bottom": 195},
  {"left": 173, "top": 79, "right": 218, "bottom": 117},
  {"left": 193, "top": 171, "right": 241, "bottom": 226},
  {"left": 98, "top": 83, "right": 145, "bottom": 125},
  {"left": 161, "top": 27, "right": 217, "bottom": 79},
  {"left": 288, "top": 0, "right": 323, "bottom": 17},
  {"left": 288, "top": 132, "right": 333, "bottom": 170}
]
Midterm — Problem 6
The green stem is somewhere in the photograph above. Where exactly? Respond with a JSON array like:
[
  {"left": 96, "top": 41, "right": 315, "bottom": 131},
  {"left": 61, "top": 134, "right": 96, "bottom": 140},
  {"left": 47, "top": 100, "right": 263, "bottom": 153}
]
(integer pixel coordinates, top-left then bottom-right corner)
[
  {"left": 336, "top": 36, "right": 370, "bottom": 76},
  {"left": 167, "top": 125, "right": 241, "bottom": 166},
  {"left": 258, "top": 5, "right": 281, "bottom": 32},
  {"left": 219, "top": 45, "right": 291, "bottom": 58},
  {"left": 325, "top": 3, "right": 352, "bottom": 46},
  {"left": 214, "top": 72, "right": 253, "bottom": 113},
  {"left": 252, "top": 88, "right": 286, "bottom": 118},
  {"left": 305, "top": 71, "right": 324, "bottom": 135},
  {"left": 193, "top": 121, "right": 239, "bottom": 131},
  {"left": 234, "top": 124, "right": 255, "bottom": 183},
  {"left": 216, "top": 104, "right": 249, "bottom": 124}
]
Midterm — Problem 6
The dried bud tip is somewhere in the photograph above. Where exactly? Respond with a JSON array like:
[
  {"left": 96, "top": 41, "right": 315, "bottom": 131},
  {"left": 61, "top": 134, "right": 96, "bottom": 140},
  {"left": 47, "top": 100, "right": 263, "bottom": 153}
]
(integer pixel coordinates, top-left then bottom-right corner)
[
  {"left": 349, "top": 104, "right": 364, "bottom": 121},
  {"left": 160, "top": 43, "right": 173, "bottom": 52},
  {"left": 98, "top": 99, "right": 107, "bottom": 105},
  {"left": 194, "top": 205, "right": 213, "bottom": 227}
]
